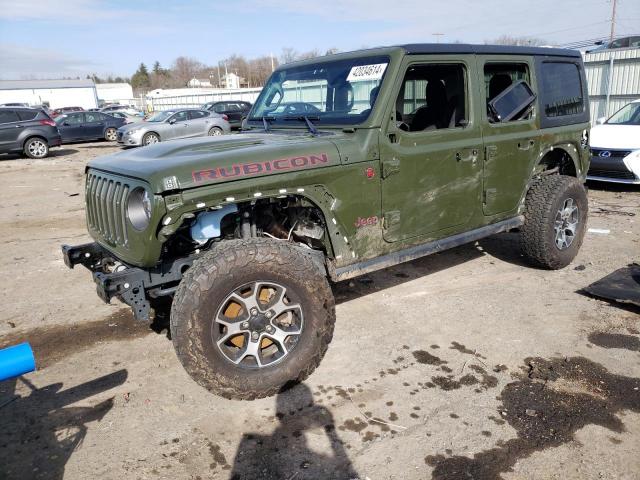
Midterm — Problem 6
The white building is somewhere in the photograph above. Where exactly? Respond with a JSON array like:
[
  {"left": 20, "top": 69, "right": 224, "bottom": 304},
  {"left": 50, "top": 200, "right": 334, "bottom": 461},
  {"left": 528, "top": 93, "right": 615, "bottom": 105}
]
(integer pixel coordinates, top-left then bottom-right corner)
[
  {"left": 95, "top": 82, "right": 134, "bottom": 106},
  {"left": 221, "top": 72, "right": 241, "bottom": 89},
  {"left": 0, "top": 79, "right": 98, "bottom": 109}
]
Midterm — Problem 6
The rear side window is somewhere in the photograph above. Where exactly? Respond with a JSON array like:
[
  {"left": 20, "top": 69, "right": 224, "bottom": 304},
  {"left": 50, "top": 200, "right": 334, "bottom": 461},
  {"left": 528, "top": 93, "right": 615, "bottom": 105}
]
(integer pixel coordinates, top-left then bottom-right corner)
[
  {"left": 189, "top": 110, "right": 209, "bottom": 119},
  {"left": 484, "top": 63, "right": 533, "bottom": 123},
  {"left": 540, "top": 62, "right": 584, "bottom": 117},
  {"left": 0, "top": 110, "right": 19, "bottom": 124},
  {"left": 213, "top": 103, "right": 227, "bottom": 113},
  {"left": 17, "top": 110, "right": 38, "bottom": 121}
]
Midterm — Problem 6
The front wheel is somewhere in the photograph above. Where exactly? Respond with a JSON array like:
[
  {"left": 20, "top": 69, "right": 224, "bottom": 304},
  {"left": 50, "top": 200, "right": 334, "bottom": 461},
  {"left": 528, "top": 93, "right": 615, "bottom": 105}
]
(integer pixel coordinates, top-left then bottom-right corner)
[
  {"left": 142, "top": 132, "right": 159, "bottom": 146},
  {"left": 104, "top": 127, "right": 117, "bottom": 141},
  {"left": 208, "top": 126, "right": 223, "bottom": 136},
  {"left": 520, "top": 175, "right": 588, "bottom": 269},
  {"left": 170, "top": 239, "right": 335, "bottom": 400},
  {"left": 23, "top": 137, "right": 49, "bottom": 159}
]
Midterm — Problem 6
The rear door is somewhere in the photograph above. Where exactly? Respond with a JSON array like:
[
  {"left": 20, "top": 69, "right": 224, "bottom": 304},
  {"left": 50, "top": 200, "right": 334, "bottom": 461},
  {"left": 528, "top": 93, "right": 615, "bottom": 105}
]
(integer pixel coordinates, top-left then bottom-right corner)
[
  {"left": 0, "top": 109, "right": 21, "bottom": 151},
  {"left": 186, "top": 110, "right": 209, "bottom": 136},
  {"left": 479, "top": 57, "right": 540, "bottom": 216},
  {"left": 84, "top": 112, "right": 106, "bottom": 139}
]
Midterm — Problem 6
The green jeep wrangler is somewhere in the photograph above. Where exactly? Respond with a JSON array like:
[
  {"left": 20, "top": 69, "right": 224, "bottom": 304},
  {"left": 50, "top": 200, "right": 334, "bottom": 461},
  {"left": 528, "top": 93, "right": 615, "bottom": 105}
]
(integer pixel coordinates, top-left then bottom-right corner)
[{"left": 63, "top": 44, "right": 590, "bottom": 399}]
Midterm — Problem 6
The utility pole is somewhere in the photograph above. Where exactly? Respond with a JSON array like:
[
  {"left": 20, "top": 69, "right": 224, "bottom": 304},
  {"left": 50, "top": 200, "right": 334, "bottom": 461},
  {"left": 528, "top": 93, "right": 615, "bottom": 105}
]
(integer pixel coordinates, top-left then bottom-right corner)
[
  {"left": 609, "top": 0, "right": 618, "bottom": 43},
  {"left": 432, "top": 33, "right": 444, "bottom": 43},
  {"left": 270, "top": 52, "right": 274, "bottom": 72}
]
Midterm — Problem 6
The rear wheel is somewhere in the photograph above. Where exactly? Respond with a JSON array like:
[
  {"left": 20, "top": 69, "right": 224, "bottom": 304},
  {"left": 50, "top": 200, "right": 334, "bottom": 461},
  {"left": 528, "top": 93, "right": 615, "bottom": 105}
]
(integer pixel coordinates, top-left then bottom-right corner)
[
  {"left": 23, "top": 137, "right": 49, "bottom": 159},
  {"left": 520, "top": 175, "right": 588, "bottom": 269},
  {"left": 142, "top": 132, "right": 159, "bottom": 146},
  {"left": 170, "top": 239, "right": 335, "bottom": 400},
  {"left": 104, "top": 127, "right": 117, "bottom": 141},
  {"left": 208, "top": 126, "right": 223, "bottom": 136}
]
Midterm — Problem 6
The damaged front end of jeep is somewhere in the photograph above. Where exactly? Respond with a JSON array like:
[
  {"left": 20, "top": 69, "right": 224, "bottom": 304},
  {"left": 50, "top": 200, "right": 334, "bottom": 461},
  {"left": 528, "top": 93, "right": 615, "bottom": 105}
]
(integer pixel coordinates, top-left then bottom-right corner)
[{"left": 62, "top": 136, "right": 345, "bottom": 321}]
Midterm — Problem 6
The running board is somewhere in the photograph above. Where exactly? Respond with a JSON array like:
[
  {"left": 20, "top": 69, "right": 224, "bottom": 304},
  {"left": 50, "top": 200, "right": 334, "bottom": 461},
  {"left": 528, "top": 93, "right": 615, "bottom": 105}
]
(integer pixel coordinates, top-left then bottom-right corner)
[{"left": 331, "top": 216, "right": 524, "bottom": 282}]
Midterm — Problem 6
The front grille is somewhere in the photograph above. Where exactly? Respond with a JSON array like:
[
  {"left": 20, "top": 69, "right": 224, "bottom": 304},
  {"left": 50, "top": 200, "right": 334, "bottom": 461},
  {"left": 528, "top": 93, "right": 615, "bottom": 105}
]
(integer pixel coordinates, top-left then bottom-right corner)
[
  {"left": 85, "top": 173, "right": 130, "bottom": 247},
  {"left": 590, "top": 149, "right": 632, "bottom": 159},
  {"left": 588, "top": 168, "right": 638, "bottom": 180}
]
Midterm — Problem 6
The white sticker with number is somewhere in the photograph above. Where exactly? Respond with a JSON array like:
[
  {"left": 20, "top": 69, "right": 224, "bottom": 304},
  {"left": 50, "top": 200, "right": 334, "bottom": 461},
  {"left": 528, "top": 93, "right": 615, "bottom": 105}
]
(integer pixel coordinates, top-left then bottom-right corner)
[{"left": 346, "top": 63, "right": 388, "bottom": 82}]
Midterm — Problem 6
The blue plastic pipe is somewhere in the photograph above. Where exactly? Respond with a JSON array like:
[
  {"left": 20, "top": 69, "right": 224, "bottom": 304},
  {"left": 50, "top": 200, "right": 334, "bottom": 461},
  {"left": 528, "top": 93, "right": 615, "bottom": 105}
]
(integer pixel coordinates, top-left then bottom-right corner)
[{"left": 0, "top": 342, "right": 36, "bottom": 381}]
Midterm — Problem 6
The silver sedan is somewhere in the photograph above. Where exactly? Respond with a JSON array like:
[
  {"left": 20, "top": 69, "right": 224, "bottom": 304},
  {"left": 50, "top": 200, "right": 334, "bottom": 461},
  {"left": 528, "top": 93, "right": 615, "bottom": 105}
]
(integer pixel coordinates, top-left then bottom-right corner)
[{"left": 116, "top": 109, "right": 231, "bottom": 147}]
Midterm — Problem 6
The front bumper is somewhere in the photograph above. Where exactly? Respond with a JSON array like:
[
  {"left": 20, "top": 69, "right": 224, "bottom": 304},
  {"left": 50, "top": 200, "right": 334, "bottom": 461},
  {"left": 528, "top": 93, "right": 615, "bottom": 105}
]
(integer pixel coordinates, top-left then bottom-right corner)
[
  {"left": 62, "top": 242, "right": 196, "bottom": 321},
  {"left": 587, "top": 150, "right": 640, "bottom": 184},
  {"left": 117, "top": 129, "right": 143, "bottom": 146}
]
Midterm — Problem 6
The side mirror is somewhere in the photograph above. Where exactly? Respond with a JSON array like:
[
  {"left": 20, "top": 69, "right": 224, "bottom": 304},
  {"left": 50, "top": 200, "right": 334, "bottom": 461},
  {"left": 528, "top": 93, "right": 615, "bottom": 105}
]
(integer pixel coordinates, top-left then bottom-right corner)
[
  {"left": 596, "top": 117, "right": 606, "bottom": 125},
  {"left": 62, "top": 122, "right": 70, "bottom": 126},
  {"left": 168, "top": 119, "right": 176, "bottom": 124}
]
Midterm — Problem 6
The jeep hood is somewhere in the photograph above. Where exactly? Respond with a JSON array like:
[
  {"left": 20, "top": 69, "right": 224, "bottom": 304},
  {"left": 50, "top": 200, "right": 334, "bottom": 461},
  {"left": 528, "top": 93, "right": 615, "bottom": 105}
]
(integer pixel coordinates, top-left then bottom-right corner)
[{"left": 88, "top": 133, "right": 342, "bottom": 193}]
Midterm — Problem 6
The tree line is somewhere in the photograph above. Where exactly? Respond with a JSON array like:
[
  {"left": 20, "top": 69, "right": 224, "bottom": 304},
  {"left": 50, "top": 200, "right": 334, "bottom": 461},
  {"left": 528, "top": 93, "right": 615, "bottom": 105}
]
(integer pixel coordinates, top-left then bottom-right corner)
[{"left": 87, "top": 37, "right": 545, "bottom": 92}]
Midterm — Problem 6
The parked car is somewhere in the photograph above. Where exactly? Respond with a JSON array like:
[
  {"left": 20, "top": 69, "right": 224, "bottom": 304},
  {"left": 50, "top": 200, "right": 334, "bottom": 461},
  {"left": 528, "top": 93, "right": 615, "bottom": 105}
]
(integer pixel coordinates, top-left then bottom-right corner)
[
  {"left": 268, "top": 102, "right": 321, "bottom": 116},
  {"left": 201, "top": 101, "right": 252, "bottom": 129},
  {"left": 116, "top": 108, "right": 230, "bottom": 146},
  {"left": 588, "top": 35, "right": 640, "bottom": 52},
  {"left": 63, "top": 44, "right": 591, "bottom": 400},
  {"left": 100, "top": 104, "right": 142, "bottom": 116},
  {"left": 51, "top": 106, "right": 84, "bottom": 118},
  {"left": 588, "top": 99, "right": 640, "bottom": 184},
  {"left": 55, "top": 111, "right": 126, "bottom": 143},
  {"left": 0, "top": 107, "right": 61, "bottom": 158},
  {"left": 106, "top": 111, "right": 140, "bottom": 124},
  {"left": 0, "top": 102, "right": 30, "bottom": 107}
]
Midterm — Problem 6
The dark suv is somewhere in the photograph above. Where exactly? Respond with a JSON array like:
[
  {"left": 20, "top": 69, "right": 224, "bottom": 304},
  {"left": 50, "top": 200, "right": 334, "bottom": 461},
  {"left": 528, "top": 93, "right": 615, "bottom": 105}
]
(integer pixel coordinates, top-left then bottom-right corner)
[
  {"left": 0, "top": 107, "right": 61, "bottom": 159},
  {"left": 201, "top": 101, "right": 252, "bottom": 129}
]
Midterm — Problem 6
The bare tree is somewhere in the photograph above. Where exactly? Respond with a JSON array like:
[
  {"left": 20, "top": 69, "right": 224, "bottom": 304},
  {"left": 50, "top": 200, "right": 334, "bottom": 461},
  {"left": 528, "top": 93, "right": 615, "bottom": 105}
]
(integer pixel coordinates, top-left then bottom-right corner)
[
  {"left": 171, "top": 56, "right": 204, "bottom": 87},
  {"left": 489, "top": 35, "right": 548, "bottom": 46}
]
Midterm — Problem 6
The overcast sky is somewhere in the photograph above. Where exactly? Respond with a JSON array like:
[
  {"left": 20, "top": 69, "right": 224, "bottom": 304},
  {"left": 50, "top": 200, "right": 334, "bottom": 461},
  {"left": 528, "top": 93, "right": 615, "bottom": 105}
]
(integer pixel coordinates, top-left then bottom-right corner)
[{"left": 0, "top": 0, "right": 638, "bottom": 79}]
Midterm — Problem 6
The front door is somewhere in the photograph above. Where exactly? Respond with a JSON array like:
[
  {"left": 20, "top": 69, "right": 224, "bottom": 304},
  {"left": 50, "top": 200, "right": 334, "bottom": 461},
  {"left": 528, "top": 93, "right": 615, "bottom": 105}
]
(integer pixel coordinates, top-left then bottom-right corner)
[
  {"left": 57, "top": 112, "right": 84, "bottom": 141},
  {"left": 165, "top": 111, "right": 189, "bottom": 140},
  {"left": 479, "top": 57, "right": 540, "bottom": 215},
  {"left": 380, "top": 56, "right": 482, "bottom": 242}
]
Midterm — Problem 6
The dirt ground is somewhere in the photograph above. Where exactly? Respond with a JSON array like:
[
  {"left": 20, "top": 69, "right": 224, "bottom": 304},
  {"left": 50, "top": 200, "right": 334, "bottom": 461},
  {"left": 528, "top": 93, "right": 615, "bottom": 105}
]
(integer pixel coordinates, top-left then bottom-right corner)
[{"left": 0, "top": 142, "right": 639, "bottom": 480}]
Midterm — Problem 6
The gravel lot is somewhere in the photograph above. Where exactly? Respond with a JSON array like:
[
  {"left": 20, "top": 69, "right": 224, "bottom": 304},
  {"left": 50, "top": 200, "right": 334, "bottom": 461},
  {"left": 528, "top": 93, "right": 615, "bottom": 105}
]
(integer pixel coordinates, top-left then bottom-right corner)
[{"left": 0, "top": 141, "right": 639, "bottom": 480}]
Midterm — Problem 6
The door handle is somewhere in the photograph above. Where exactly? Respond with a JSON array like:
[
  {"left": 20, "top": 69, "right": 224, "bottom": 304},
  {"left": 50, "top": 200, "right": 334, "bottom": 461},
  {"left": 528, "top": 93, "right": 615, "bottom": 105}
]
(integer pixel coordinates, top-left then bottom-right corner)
[{"left": 15, "top": 125, "right": 24, "bottom": 128}]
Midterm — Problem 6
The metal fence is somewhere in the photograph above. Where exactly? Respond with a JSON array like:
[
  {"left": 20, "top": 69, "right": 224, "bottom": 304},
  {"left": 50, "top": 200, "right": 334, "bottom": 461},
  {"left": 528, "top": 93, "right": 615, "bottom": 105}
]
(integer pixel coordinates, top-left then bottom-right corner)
[
  {"left": 583, "top": 47, "right": 640, "bottom": 123},
  {"left": 148, "top": 88, "right": 263, "bottom": 111}
]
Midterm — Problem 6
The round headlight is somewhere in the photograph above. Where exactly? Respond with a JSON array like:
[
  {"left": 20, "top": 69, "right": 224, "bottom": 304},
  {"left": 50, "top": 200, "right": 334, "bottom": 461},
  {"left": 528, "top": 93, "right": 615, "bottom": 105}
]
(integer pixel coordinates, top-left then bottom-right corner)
[{"left": 127, "top": 187, "right": 152, "bottom": 231}]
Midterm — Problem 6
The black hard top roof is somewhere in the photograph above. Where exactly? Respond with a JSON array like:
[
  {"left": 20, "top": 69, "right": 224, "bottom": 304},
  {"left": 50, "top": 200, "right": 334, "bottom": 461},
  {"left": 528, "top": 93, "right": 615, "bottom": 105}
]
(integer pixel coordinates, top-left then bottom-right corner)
[{"left": 401, "top": 43, "right": 581, "bottom": 58}]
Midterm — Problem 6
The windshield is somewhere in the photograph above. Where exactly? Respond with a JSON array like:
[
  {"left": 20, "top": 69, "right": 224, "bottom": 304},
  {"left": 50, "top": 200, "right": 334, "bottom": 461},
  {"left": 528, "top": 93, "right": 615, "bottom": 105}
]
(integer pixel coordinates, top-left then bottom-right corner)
[
  {"left": 606, "top": 102, "right": 640, "bottom": 125},
  {"left": 146, "top": 110, "right": 175, "bottom": 122},
  {"left": 249, "top": 55, "right": 390, "bottom": 126}
]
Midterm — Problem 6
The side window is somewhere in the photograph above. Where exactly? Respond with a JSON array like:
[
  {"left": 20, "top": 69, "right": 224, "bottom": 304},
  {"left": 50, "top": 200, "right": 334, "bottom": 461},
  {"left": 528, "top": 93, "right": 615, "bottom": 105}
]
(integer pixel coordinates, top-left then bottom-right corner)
[
  {"left": 189, "top": 110, "right": 208, "bottom": 119},
  {"left": 395, "top": 63, "right": 467, "bottom": 132},
  {"left": 213, "top": 103, "right": 226, "bottom": 114},
  {"left": 85, "top": 112, "right": 102, "bottom": 122},
  {"left": 484, "top": 63, "right": 532, "bottom": 123},
  {"left": 226, "top": 103, "right": 241, "bottom": 112},
  {"left": 0, "top": 110, "right": 19, "bottom": 124},
  {"left": 169, "top": 111, "right": 188, "bottom": 122},
  {"left": 64, "top": 113, "right": 84, "bottom": 125},
  {"left": 540, "top": 62, "right": 584, "bottom": 118},
  {"left": 17, "top": 110, "right": 38, "bottom": 121}
]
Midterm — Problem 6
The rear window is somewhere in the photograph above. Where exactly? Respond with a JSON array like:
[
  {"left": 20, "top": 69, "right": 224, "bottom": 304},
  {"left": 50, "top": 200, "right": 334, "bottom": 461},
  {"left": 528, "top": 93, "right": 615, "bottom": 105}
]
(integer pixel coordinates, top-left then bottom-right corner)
[
  {"left": 0, "top": 110, "right": 19, "bottom": 124},
  {"left": 540, "top": 62, "right": 584, "bottom": 117},
  {"left": 17, "top": 110, "right": 38, "bottom": 121}
]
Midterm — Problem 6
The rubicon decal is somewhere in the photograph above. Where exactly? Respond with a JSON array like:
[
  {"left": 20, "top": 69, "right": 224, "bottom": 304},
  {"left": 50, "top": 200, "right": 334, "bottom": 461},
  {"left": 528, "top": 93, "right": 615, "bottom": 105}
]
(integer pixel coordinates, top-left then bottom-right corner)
[{"left": 192, "top": 153, "right": 331, "bottom": 182}]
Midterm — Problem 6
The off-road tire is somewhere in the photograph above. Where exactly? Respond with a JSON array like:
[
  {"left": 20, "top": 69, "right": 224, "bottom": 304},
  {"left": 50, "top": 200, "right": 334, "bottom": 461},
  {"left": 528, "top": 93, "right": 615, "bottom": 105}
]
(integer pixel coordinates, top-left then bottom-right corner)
[
  {"left": 520, "top": 175, "right": 588, "bottom": 269},
  {"left": 170, "top": 238, "right": 335, "bottom": 400},
  {"left": 23, "top": 137, "right": 49, "bottom": 159}
]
